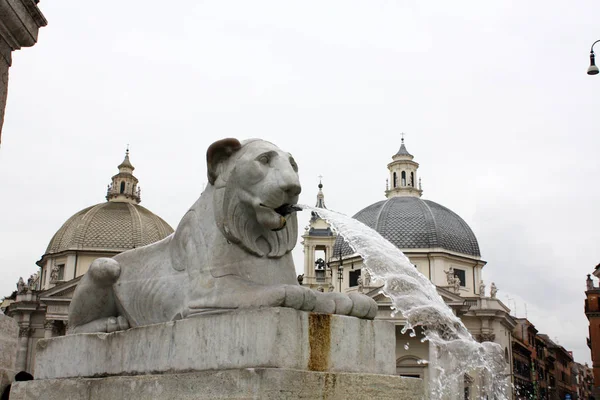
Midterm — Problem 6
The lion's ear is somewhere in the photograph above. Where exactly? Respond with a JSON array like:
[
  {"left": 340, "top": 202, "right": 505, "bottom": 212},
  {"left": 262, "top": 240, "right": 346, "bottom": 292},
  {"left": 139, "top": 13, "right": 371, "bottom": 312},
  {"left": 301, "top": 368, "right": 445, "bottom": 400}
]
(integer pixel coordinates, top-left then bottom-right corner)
[{"left": 207, "top": 138, "right": 242, "bottom": 185}]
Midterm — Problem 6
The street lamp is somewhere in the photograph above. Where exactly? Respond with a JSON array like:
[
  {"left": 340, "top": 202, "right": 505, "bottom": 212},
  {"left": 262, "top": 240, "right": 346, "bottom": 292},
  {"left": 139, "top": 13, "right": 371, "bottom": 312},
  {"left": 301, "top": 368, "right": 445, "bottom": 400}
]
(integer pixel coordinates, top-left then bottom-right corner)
[
  {"left": 587, "top": 40, "right": 600, "bottom": 75},
  {"left": 328, "top": 249, "right": 344, "bottom": 292},
  {"left": 337, "top": 254, "right": 343, "bottom": 292}
]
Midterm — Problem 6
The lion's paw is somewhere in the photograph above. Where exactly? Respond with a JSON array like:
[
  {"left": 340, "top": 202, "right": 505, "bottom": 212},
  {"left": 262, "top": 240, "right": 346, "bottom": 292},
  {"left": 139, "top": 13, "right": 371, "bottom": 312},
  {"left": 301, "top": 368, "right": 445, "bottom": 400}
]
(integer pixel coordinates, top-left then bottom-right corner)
[
  {"left": 313, "top": 292, "right": 336, "bottom": 314},
  {"left": 312, "top": 292, "right": 353, "bottom": 315},
  {"left": 283, "top": 285, "right": 316, "bottom": 311},
  {"left": 313, "top": 292, "right": 377, "bottom": 319},
  {"left": 348, "top": 293, "right": 378, "bottom": 319},
  {"left": 106, "top": 315, "right": 130, "bottom": 333}
]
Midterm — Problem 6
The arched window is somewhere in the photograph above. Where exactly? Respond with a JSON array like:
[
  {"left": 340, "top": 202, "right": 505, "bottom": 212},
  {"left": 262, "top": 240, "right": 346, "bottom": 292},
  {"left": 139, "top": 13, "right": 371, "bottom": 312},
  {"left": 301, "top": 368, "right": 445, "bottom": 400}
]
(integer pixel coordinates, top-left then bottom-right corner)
[
  {"left": 393, "top": 172, "right": 397, "bottom": 188},
  {"left": 410, "top": 172, "right": 414, "bottom": 187},
  {"left": 401, "top": 171, "right": 406, "bottom": 186},
  {"left": 120, "top": 181, "right": 125, "bottom": 193}
]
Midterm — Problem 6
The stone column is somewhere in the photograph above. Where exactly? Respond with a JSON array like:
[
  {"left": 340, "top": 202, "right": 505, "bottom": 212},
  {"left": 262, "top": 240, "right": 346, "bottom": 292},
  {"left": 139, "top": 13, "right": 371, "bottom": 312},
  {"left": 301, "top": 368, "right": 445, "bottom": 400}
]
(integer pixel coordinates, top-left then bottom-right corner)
[
  {"left": 44, "top": 320, "right": 54, "bottom": 339},
  {"left": 16, "top": 326, "right": 32, "bottom": 372},
  {"left": 0, "top": 0, "right": 47, "bottom": 143},
  {"left": 0, "top": 313, "right": 18, "bottom": 394}
]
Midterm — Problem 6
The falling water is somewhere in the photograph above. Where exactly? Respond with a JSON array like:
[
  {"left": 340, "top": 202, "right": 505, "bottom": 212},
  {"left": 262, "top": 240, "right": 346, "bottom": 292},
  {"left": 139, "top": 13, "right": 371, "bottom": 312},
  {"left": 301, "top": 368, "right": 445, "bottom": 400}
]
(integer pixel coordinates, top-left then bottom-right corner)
[{"left": 301, "top": 205, "right": 511, "bottom": 400}]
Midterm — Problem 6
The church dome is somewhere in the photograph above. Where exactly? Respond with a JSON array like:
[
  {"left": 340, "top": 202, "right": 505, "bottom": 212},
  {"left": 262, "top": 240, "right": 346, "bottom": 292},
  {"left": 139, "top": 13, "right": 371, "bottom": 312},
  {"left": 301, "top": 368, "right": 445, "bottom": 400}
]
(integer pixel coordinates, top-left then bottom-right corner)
[
  {"left": 45, "top": 201, "right": 173, "bottom": 254},
  {"left": 336, "top": 137, "right": 480, "bottom": 258},
  {"left": 43, "top": 149, "right": 174, "bottom": 256},
  {"left": 338, "top": 196, "right": 480, "bottom": 257}
]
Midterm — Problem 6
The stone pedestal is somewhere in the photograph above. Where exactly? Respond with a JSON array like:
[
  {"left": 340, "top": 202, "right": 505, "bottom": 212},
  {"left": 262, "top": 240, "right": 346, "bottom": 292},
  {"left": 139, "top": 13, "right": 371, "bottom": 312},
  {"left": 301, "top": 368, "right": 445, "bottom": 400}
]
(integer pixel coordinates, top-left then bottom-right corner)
[
  {"left": 0, "top": 313, "right": 18, "bottom": 394},
  {"left": 16, "top": 308, "right": 423, "bottom": 399},
  {"left": 10, "top": 369, "right": 423, "bottom": 400}
]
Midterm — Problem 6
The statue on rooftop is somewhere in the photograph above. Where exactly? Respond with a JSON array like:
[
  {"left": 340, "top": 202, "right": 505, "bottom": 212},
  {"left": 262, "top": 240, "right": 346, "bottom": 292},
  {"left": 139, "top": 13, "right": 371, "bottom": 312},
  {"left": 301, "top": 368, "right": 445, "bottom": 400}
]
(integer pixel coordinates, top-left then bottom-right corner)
[
  {"left": 444, "top": 266, "right": 455, "bottom": 285},
  {"left": 453, "top": 276, "right": 461, "bottom": 293},
  {"left": 16, "top": 277, "right": 25, "bottom": 294},
  {"left": 363, "top": 269, "right": 371, "bottom": 287},
  {"left": 490, "top": 282, "right": 498, "bottom": 299}
]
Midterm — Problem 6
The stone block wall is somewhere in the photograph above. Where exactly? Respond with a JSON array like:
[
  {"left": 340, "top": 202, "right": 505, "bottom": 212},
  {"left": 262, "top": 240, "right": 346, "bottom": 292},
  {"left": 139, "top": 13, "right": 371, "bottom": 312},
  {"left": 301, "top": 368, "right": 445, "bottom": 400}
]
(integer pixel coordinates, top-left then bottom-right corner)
[{"left": 0, "top": 313, "right": 18, "bottom": 394}]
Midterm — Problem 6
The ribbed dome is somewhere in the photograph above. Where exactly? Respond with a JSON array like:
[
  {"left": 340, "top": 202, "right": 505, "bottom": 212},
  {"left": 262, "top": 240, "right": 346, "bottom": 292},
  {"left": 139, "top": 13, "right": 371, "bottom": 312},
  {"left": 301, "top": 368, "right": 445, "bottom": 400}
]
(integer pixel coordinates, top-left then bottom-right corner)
[
  {"left": 336, "top": 197, "right": 480, "bottom": 257},
  {"left": 45, "top": 202, "right": 174, "bottom": 254}
]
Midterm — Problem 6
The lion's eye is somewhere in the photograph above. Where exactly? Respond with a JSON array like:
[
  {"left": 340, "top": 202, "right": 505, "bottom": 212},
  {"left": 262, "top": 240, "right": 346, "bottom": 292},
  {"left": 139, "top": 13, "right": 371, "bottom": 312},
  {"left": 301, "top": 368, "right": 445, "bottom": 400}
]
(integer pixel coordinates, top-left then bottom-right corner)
[
  {"left": 258, "top": 155, "right": 270, "bottom": 165},
  {"left": 289, "top": 157, "right": 298, "bottom": 172}
]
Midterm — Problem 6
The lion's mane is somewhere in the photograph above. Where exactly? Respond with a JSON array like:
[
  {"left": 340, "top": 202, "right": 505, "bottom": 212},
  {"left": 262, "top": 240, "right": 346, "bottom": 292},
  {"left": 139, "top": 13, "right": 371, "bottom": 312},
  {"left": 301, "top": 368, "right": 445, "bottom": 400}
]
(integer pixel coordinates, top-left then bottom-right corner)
[{"left": 211, "top": 140, "right": 298, "bottom": 258}]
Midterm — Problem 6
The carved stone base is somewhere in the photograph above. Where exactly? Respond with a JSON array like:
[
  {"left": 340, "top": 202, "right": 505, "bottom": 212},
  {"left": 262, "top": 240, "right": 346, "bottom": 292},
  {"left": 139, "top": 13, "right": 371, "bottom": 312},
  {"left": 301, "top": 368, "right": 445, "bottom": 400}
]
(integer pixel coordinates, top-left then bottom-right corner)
[
  {"left": 11, "top": 368, "right": 423, "bottom": 400},
  {"left": 35, "top": 308, "right": 396, "bottom": 380}
]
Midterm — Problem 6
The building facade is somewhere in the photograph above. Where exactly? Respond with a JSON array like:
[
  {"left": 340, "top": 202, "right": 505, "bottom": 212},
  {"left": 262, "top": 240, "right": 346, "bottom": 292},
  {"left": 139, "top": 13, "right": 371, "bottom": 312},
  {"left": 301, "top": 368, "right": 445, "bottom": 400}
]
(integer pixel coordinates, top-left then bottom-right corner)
[
  {"left": 511, "top": 318, "right": 582, "bottom": 400},
  {"left": 585, "top": 271, "right": 600, "bottom": 399},
  {"left": 5, "top": 150, "right": 173, "bottom": 374},
  {"left": 512, "top": 318, "right": 537, "bottom": 398},
  {"left": 575, "top": 362, "right": 594, "bottom": 400},
  {"left": 0, "top": 0, "right": 46, "bottom": 143}
]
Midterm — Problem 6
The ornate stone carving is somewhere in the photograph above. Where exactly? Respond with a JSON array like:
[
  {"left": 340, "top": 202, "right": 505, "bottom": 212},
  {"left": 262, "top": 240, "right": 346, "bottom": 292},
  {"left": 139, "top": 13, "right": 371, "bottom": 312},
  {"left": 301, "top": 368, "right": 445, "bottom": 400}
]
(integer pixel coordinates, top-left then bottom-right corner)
[
  {"left": 16, "top": 277, "right": 26, "bottom": 293},
  {"left": 453, "top": 276, "right": 460, "bottom": 293},
  {"left": 478, "top": 280, "right": 486, "bottom": 298},
  {"left": 19, "top": 327, "right": 33, "bottom": 337},
  {"left": 27, "top": 272, "right": 38, "bottom": 291},
  {"left": 490, "top": 282, "right": 497, "bottom": 299},
  {"left": 363, "top": 269, "right": 371, "bottom": 287},
  {"left": 444, "top": 266, "right": 455, "bottom": 285},
  {"left": 50, "top": 264, "right": 60, "bottom": 282},
  {"left": 476, "top": 333, "right": 496, "bottom": 343},
  {"left": 68, "top": 138, "right": 378, "bottom": 334}
]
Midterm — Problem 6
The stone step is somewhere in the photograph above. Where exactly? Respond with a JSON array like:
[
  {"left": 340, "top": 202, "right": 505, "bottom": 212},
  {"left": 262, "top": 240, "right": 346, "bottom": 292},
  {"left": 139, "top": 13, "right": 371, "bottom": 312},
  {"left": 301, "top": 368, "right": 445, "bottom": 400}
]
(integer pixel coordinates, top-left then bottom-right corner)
[{"left": 12, "top": 368, "right": 424, "bottom": 400}]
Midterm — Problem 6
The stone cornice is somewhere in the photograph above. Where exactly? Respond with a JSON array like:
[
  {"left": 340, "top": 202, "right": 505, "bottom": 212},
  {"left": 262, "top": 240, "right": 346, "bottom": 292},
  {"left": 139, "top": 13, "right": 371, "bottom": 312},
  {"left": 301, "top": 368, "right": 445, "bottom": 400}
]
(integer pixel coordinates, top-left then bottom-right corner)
[{"left": 0, "top": 0, "right": 46, "bottom": 53}]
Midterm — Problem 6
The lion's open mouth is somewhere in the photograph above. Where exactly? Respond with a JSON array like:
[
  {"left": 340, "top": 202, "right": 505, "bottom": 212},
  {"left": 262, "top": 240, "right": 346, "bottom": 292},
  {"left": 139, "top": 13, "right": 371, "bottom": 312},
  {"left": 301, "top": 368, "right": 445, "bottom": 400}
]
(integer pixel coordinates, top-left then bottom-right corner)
[{"left": 257, "top": 203, "right": 301, "bottom": 231}]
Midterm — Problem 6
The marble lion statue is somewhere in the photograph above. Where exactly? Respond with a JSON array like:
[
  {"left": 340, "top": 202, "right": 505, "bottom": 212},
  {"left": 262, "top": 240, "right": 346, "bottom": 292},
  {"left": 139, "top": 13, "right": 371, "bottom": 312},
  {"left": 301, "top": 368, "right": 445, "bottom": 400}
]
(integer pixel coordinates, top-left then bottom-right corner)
[{"left": 68, "top": 138, "right": 378, "bottom": 334}]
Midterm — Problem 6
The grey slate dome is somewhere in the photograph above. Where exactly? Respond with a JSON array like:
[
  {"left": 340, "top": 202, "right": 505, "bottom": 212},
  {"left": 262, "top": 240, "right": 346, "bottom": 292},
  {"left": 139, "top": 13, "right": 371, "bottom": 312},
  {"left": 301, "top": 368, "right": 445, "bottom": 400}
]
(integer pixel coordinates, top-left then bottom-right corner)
[
  {"left": 336, "top": 196, "right": 481, "bottom": 257},
  {"left": 45, "top": 201, "right": 174, "bottom": 254}
]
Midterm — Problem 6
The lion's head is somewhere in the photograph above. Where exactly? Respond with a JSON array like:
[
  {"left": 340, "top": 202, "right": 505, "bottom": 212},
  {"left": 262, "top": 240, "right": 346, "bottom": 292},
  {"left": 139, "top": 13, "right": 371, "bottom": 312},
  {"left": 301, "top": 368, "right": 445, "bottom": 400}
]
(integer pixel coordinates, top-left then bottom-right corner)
[{"left": 207, "top": 138, "right": 301, "bottom": 258}]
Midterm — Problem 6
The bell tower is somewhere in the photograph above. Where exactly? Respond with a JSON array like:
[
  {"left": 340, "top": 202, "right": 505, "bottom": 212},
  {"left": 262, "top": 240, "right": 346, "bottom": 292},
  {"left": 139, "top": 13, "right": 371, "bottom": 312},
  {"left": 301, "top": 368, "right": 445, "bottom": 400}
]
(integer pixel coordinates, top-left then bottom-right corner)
[
  {"left": 301, "top": 180, "right": 336, "bottom": 291},
  {"left": 385, "top": 135, "right": 423, "bottom": 198},
  {"left": 106, "top": 147, "right": 142, "bottom": 204}
]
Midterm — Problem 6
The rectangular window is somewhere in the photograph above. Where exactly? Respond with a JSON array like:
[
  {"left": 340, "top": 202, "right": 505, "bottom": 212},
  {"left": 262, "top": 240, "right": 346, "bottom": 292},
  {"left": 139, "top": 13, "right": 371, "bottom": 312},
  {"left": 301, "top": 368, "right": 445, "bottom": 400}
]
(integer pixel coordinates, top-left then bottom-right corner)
[
  {"left": 57, "top": 264, "right": 65, "bottom": 281},
  {"left": 349, "top": 269, "right": 361, "bottom": 287},
  {"left": 454, "top": 268, "right": 466, "bottom": 287}
]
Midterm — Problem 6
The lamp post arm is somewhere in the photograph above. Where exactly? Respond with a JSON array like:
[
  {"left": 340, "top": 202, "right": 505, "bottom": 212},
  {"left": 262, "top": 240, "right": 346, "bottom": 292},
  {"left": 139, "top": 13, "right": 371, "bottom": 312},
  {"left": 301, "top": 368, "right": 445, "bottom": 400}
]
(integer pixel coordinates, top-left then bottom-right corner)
[{"left": 591, "top": 40, "right": 600, "bottom": 53}]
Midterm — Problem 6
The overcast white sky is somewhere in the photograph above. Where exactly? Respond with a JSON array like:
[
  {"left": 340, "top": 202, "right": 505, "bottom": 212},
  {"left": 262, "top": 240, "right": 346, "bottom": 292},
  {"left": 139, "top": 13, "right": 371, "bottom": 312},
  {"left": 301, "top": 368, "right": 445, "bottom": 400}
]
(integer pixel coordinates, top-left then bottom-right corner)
[{"left": 1, "top": 0, "right": 599, "bottom": 365}]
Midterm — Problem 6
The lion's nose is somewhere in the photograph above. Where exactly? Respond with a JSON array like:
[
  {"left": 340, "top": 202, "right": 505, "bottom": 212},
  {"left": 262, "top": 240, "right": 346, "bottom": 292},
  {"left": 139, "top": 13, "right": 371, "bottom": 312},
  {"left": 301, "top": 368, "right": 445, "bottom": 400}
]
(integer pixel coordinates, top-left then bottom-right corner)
[{"left": 283, "top": 183, "right": 301, "bottom": 197}]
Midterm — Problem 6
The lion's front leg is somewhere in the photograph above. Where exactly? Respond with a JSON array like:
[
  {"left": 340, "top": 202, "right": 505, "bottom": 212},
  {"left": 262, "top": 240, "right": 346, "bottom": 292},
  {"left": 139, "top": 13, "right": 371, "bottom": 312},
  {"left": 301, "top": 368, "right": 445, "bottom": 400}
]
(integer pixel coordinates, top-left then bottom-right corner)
[
  {"left": 313, "top": 291, "right": 378, "bottom": 319},
  {"left": 186, "top": 275, "right": 317, "bottom": 316}
]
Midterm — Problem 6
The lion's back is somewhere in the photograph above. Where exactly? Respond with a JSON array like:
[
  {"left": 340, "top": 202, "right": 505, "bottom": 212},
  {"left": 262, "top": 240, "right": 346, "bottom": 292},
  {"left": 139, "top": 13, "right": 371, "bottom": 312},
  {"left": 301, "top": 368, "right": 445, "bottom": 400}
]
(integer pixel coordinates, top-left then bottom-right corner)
[{"left": 113, "top": 235, "right": 188, "bottom": 326}]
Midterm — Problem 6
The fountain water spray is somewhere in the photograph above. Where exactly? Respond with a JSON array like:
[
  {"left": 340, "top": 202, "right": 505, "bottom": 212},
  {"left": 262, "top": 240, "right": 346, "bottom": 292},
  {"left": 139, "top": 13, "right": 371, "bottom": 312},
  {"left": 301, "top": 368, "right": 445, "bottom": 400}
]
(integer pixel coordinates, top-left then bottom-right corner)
[{"left": 302, "top": 205, "right": 511, "bottom": 400}]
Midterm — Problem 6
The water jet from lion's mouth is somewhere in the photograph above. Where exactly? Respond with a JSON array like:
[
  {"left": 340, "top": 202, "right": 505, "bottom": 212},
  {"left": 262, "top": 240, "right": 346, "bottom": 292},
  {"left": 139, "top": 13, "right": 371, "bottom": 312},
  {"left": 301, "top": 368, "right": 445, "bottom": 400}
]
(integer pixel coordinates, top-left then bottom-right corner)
[{"left": 274, "top": 204, "right": 302, "bottom": 216}]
